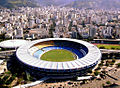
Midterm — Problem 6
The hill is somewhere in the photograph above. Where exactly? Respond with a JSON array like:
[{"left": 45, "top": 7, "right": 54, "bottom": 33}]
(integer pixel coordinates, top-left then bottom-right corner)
[
  {"left": 36, "top": 0, "right": 75, "bottom": 6},
  {"left": 0, "top": 0, "right": 37, "bottom": 8},
  {"left": 1, "top": 0, "right": 120, "bottom": 9},
  {"left": 65, "top": 0, "right": 120, "bottom": 9}
]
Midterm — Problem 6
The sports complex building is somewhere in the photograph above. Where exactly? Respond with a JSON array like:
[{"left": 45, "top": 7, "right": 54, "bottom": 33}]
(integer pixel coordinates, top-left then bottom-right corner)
[{"left": 16, "top": 38, "right": 102, "bottom": 79}]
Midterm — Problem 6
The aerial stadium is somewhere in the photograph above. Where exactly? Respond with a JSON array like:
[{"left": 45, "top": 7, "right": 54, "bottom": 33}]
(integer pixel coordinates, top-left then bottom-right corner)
[{"left": 16, "top": 38, "right": 102, "bottom": 79}]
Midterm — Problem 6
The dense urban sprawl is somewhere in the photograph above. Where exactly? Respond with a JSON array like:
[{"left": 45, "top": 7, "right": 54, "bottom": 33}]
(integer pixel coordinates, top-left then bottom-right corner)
[{"left": 0, "top": 6, "right": 120, "bottom": 40}]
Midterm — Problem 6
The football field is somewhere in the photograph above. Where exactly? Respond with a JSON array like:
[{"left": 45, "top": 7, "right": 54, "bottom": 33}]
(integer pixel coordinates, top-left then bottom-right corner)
[{"left": 41, "top": 49, "right": 76, "bottom": 62}]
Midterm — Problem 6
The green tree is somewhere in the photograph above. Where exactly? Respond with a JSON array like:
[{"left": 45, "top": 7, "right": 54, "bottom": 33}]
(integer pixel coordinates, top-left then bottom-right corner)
[
  {"left": 112, "top": 59, "right": 116, "bottom": 63},
  {"left": 94, "top": 71, "right": 100, "bottom": 76},
  {"left": 0, "top": 33, "right": 6, "bottom": 41},
  {"left": 99, "top": 46, "right": 105, "bottom": 49},
  {"left": 48, "top": 20, "right": 56, "bottom": 38},
  {"left": 49, "top": 30, "right": 53, "bottom": 38},
  {"left": 106, "top": 81, "right": 111, "bottom": 85},
  {"left": 68, "top": 21, "right": 73, "bottom": 31},
  {"left": 117, "top": 63, "right": 120, "bottom": 68},
  {"left": 81, "top": 21, "right": 86, "bottom": 27}
]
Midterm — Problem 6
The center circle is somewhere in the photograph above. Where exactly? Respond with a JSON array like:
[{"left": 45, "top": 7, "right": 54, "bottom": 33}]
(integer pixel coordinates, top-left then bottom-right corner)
[{"left": 40, "top": 49, "right": 77, "bottom": 62}]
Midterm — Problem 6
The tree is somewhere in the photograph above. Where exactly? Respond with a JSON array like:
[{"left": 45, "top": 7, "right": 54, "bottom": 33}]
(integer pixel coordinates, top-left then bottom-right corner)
[
  {"left": 112, "top": 59, "right": 116, "bottom": 63},
  {"left": 49, "top": 30, "right": 53, "bottom": 38},
  {"left": 49, "top": 20, "right": 56, "bottom": 38},
  {"left": 53, "top": 20, "right": 56, "bottom": 28},
  {"left": 106, "top": 81, "right": 111, "bottom": 85},
  {"left": 94, "top": 71, "right": 100, "bottom": 76},
  {"left": 81, "top": 21, "right": 86, "bottom": 27},
  {"left": 117, "top": 63, "right": 120, "bottom": 68},
  {"left": 68, "top": 21, "right": 73, "bottom": 31},
  {"left": 0, "top": 33, "right": 5, "bottom": 41},
  {"left": 99, "top": 46, "right": 105, "bottom": 49}
]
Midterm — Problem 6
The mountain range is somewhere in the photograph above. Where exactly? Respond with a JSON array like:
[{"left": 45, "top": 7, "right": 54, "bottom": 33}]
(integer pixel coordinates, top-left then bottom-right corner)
[
  {"left": 0, "top": 0, "right": 120, "bottom": 9},
  {"left": 0, "top": 0, "right": 37, "bottom": 8},
  {"left": 65, "top": 0, "right": 120, "bottom": 9},
  {"left": 36, "top": 0, "right": 120, "bottom": 9},
  {"left": 35, "top": 0, "right": 75, "bottom": 6}
]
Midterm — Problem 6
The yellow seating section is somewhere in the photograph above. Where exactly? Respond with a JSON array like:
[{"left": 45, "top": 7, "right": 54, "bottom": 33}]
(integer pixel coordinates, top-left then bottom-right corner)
[{"left": 34, "top": 41, "right": 55, "bottom": 49}]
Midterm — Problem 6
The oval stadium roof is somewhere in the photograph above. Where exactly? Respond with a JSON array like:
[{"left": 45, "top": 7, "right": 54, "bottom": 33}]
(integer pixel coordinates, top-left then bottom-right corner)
[
  {"left": 0, "top": 39, "right": 29, "bottom": 48},
  {"left": 16, "top": 38, "right": 102, "bottom": 70}
]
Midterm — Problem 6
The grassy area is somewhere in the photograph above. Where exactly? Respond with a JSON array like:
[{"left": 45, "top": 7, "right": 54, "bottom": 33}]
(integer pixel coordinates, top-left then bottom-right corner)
[
  {"left": 41, "top": 50, "right": 76, "bottom": 62},
  {"left": 96, "top": 44, "right": 120, "bottom": 50}
]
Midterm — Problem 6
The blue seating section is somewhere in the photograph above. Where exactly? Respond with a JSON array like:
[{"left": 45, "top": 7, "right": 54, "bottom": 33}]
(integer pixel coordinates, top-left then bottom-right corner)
[
  {"left": 33, "top": 41, "right": 88, "bottom": 59},
  {"left": 33, "top": 50, "right": 43, "bottom": 58},
  {"left": 54, "top": 41, "right": 88, "bottom": 52}
]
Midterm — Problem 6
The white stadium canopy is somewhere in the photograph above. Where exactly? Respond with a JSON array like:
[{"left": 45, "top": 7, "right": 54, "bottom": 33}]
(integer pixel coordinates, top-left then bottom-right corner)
[
  {"left": 0, "top": 39, "right": 29, "bottom": 48},
  {"left": 16, "top": 38, "right": 102, "bottom": 70}
]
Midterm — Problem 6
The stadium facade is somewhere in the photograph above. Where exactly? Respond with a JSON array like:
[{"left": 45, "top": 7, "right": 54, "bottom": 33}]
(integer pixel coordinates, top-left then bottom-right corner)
[{"left": 16, "top": 38, "right": 102, "bottom": 79}]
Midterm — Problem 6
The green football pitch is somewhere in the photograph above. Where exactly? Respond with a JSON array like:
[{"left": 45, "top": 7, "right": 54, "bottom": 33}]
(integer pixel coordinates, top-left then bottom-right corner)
[{"left": 40, "top": 49, "right": 76, "bottom": 62}]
